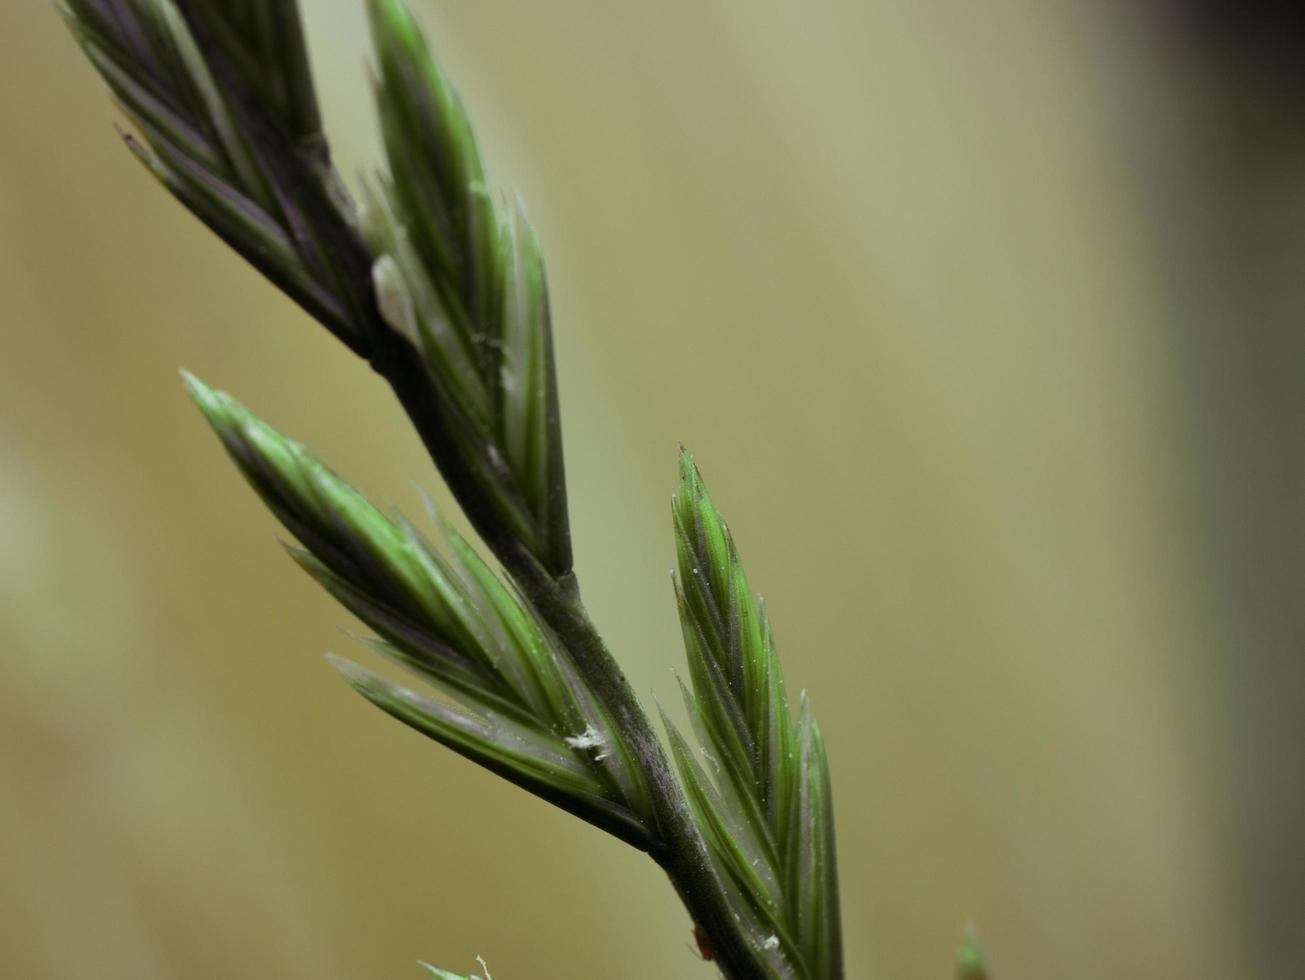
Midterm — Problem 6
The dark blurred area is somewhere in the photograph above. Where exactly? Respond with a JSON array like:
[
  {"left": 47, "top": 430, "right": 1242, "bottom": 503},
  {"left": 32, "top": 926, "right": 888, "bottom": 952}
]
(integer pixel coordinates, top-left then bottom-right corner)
[
  {"left": 1107, "top": 4, "right": 1305, "bottom": 975},
  {"left": 3, "top": 2, "right": 1304, "bottom": 978}
]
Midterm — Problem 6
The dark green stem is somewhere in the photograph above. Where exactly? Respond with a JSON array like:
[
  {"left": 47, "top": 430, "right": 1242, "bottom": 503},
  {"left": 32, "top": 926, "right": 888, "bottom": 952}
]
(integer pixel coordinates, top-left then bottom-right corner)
[
  {"left": 509, "top": 557, "right": 770, "bottom": 979},
  {"left": 388, "top": 325, "right": 773, "bottom": 974},
  {"left": 384, "top": 386, "right": 773, "bottom": 977}
]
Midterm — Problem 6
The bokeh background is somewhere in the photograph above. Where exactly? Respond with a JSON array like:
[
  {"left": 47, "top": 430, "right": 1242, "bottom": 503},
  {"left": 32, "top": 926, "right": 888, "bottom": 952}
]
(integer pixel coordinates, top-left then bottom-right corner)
[{"left": 3, "top": 2, "right": 1303, "bottom": 977}]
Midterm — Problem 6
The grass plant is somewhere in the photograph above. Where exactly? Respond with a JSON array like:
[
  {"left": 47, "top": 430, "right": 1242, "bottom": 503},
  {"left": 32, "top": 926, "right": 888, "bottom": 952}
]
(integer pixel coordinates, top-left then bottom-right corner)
[{"left": 55, "top": 1, "right": 990, "bottom": 976}]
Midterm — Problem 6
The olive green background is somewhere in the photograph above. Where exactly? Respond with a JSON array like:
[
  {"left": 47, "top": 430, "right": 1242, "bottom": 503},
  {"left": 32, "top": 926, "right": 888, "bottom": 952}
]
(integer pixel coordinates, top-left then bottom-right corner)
[{"left": 4, "top": 2, "right": 1302, "bottom": 978}]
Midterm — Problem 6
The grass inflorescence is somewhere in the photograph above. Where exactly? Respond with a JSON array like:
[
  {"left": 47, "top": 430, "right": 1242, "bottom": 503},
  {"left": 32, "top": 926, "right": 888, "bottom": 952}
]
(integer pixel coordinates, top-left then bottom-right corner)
[{"left": 57, "top": 1, "right": 868, "bottom": 976}]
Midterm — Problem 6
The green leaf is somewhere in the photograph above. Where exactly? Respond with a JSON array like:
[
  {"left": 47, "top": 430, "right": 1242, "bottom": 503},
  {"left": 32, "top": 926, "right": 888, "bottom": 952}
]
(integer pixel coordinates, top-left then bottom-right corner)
[
  {"left": 59, "top": 0, "right": 366, "bottom": 351},
  {"left": 182, "top": 372, "right": 651, "bottom": 848},
  {"left": 667, "top": 452, "right": 844, "bottom": 979},
  {"left": 365, "top": 0, "right": 571, "bottom": 576}
]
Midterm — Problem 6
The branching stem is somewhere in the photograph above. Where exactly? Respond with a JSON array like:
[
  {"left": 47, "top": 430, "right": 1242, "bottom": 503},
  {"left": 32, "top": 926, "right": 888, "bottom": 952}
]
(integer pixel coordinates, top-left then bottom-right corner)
[
  {"left": 511, "top": 560, "right": 769, "bottom": 979},
  {"left": 168, "top": 3, "right": 767, "bottom": 974}
]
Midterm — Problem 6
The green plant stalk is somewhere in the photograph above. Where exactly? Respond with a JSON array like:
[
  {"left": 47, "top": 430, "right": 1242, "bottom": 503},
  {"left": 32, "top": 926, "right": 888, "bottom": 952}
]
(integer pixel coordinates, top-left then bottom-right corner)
[
  {"left": 163, "top": 3, "right": 773, "bottom": 974},
  {"left": 510, "top": 559, "right": 772, "bottom": 977}
]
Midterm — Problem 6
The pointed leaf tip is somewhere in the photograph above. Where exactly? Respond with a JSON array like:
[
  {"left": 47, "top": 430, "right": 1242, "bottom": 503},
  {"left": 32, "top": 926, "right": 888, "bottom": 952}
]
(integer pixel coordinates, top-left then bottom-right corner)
[
  {"left": 181, "top": 372, "right": 237, "bottom": 432},
  {"left": 179, "top": 368, "right": 213, "bottom": 404},
  {"left": 325, "top": 652, "right": 369, "bottom": 686}
]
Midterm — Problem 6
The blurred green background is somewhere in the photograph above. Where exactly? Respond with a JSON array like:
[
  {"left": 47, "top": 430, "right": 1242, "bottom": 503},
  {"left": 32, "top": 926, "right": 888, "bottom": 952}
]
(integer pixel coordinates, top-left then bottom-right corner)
[{"left": 3, "top": 2, "right": 1302, "bottom": 978}]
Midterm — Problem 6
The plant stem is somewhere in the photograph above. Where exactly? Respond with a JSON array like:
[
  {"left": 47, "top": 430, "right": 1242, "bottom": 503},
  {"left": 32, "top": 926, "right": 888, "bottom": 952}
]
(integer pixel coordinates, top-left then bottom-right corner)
[
  {"left": 384, "top": 390, "right": 769, "bottom": 974},
  {"left": 509, "top": 560, "right": 769, "bottom": 979}
]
